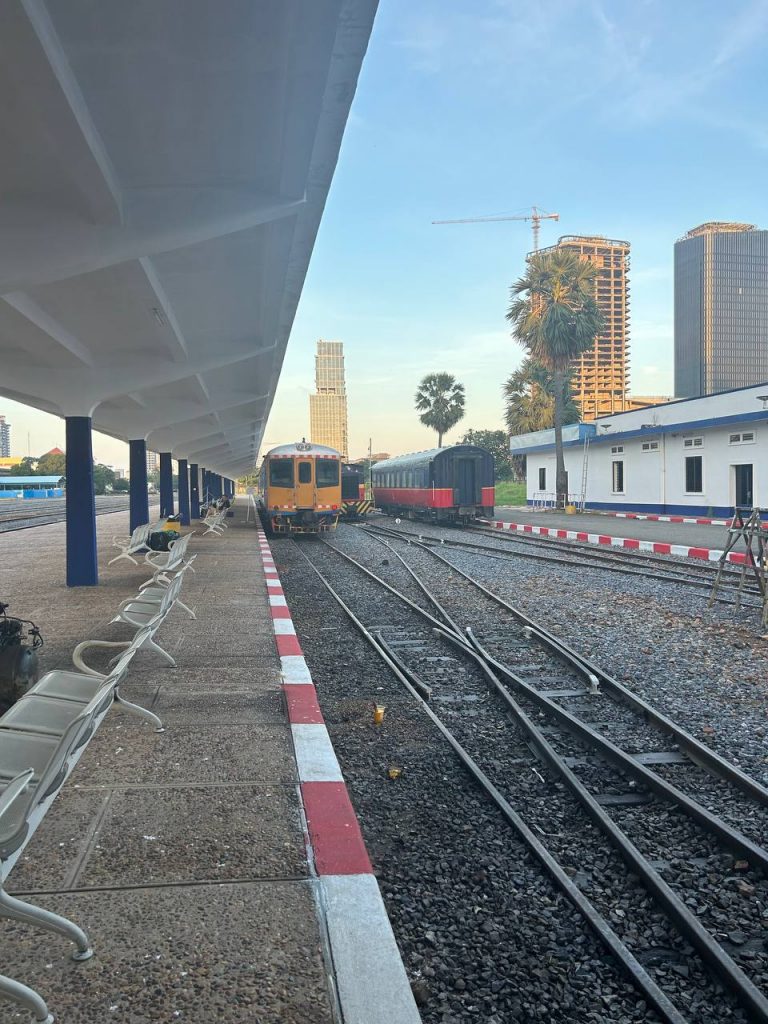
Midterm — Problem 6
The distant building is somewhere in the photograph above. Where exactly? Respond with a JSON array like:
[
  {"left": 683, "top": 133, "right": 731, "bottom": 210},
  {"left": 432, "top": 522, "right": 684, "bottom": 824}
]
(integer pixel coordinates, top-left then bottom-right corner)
[
  {"left": 45, "top": 446, "right": 64, "bottom": 457},
  {"left": 675, "top": 222, "right": 768, "bottom": 397},
  {"left": 537, "top": 236, "right": 630, "bottom": 421},
  {"left": 0, "top": 457, "right": 17, "bottom": 475},
  {"left": 309, "top": 340, "right": 349, "bottom": 457},
  {"left": 146, "top": 450, "right": 159, "bottom": 474},
  {"left": 0, "top": 416, "right": 10, "bottom": 457}
]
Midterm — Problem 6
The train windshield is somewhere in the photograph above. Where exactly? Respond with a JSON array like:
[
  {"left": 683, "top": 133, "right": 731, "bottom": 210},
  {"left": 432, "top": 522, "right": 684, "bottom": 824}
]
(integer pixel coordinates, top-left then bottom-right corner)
[
  {"left": 269, "top": 460, "right": 293, "bottom": 487},
  {"left": 298, "top": 461, "right": 312, "bottom": 483},
  {"left": 316, "top": 460, "right": 339, "bottom": 487}
]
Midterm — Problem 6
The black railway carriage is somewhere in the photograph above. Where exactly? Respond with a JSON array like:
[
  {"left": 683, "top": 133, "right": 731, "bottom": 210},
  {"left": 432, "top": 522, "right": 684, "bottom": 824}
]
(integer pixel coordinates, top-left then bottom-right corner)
[
  {"left": 372, "top": 444, "right": 494, "bottom": 523},
  {"left": 340, "top": 463, "right": 372, "bottom": 520}
]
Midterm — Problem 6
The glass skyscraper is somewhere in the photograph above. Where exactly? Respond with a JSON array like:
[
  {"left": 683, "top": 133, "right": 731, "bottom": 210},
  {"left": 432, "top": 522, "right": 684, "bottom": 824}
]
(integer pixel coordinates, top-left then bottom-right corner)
[{"left": 674, "top": 222, "right": 768, "bottom": 397}]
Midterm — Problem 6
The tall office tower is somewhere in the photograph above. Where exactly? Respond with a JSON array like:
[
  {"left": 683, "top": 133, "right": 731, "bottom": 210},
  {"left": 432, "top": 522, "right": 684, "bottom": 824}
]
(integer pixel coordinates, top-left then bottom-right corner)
[
  {"left": 535, "top": 236, "right": 631, "bottom": 421},
  {"left": 0, "top": 416, "right": 10, "bottom": 457},
  {"left": 146, "top": 450, "right": 159, "bottom": 474},
  {"left": 309, "top": 340, "right": 349, "bottom": 457},
  {"left": 674, "top": 222, "right": 768, "bottom": 397}
]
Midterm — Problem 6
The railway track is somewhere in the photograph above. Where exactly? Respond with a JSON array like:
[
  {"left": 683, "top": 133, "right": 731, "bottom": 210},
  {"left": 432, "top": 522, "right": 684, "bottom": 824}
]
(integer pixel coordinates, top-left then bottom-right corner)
[
  {"left": 0, "top": 496, "right": 160, "bottom": 533},
  {"left": 362, "top": 516, "right": 763, "bottom": 608},
  {"left": 294, "top": 530, "right": 768, "bottom": 1023}
]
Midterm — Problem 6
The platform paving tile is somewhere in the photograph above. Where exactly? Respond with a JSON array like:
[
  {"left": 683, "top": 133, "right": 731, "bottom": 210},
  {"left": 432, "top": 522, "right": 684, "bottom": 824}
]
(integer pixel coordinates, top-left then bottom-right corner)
[
  {"left": 75, "top": 784, "right": 307, "bottom": 886},
  {"left": 71, "top": 722, "right": 296, "bottom": 786},
  {"left": 122, "top": 688, "right": 285, "bottom": 727},
  {"left": 1, "top": 882, "right": 333, "bottom": 1024}
]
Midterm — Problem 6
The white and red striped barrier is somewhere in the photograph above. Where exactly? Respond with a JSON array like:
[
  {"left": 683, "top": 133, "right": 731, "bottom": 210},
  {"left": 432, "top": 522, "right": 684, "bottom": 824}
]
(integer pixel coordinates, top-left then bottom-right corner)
[
  {"left": 256, "top": 529, "right": 421, "bottom": 1024},
  {"left": 481, "top": 520, "right": 748, "bottom": 565},
  {"left": 588, "top": 510, "right": 732, "bottom": 527}
]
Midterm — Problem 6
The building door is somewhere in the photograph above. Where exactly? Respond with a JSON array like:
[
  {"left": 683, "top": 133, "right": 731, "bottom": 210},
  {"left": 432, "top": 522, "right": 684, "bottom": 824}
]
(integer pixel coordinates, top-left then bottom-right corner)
[
  {"left": 455, "top": 458, "right": 477, "bottom": 506},
  {"left": 735, "top": 464, "right": 753, "bottom": 508},
  {"left": 296, "top": 460, "right": 314, "bottom": 508}
]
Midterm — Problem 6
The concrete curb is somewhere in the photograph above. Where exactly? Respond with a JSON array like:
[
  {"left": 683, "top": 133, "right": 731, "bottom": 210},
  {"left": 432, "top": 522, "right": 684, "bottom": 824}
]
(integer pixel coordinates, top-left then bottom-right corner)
[
  {"left": 585, "top": 510, "right": 731, "bottom": 527},
  {"left": 256, "top": 528, "right": 422, "bottom": 1024},
  {"left": 482, "top": 519, "right": 748, "bottom": 565}
]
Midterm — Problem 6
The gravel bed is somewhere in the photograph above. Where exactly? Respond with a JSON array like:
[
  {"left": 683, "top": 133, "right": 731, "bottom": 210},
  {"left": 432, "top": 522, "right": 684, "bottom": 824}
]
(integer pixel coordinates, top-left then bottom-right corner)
[{"left": 277, "top": 534, "right": 766, "bottom": 1021}]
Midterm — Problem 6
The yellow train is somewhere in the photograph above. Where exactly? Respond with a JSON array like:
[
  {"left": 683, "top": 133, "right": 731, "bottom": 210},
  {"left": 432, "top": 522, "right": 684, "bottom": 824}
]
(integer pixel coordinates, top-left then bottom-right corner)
[{"left": 258, "top": 441, "right": 342, "bottom": 534}]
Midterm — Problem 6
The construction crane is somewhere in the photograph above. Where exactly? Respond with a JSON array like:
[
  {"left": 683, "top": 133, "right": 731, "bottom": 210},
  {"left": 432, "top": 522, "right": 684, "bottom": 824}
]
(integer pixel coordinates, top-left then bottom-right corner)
[{"left": 432, "top": 205, "right": 560, "bottom": 252}]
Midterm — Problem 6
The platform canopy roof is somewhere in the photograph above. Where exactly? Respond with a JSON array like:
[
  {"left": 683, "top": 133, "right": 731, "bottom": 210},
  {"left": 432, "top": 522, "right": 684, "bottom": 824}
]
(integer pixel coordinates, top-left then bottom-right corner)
[{"left": 0, "top": 0, "right": 377, "bottom": 476}]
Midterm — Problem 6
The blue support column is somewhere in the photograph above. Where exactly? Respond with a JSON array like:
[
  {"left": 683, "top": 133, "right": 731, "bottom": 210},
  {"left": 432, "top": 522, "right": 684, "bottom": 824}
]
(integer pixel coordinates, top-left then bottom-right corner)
[
  {"left": 159, "top": 452, "right": 174, "bottom": 517},
  {"left": 66, "top": 416, "right": 98, "bottom": 587},
  {"left": 213, "top": 474, "right": 222, "bottom": 499},
  {"left": 177, "top": 459, "right": 190, "bottom": 526},
  {"left": 190, "top": 463, "right": 200, "bottom": 519},
  {"left": 128, "top": 439, "right": 149, "bottom": 534},
  {"left": 201, "top": 469, "right": 208, "bottom": 503}
]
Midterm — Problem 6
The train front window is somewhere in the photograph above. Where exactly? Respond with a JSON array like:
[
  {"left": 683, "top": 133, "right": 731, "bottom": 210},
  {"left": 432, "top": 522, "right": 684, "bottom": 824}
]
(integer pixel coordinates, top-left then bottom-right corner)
[
  {"left": 316, "top": 460, "right": 339, "bottom": 487},
  {"left": 269, "top": 460, "right": 293, "bottom": 487},
  {"left": 298, "top": 461, "right": 312, "bottom": 484}
]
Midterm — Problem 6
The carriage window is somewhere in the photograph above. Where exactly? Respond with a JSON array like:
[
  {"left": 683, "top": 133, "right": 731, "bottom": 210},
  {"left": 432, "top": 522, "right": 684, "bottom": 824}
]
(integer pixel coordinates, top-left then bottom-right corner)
[
  {"left": 316, "top": 460, "right": 339, "bottom": 487},
  {"left": 298, "top": 462, "right": 312, "bottom": 484},
  {"left": 269, "top": 460, "right": 293, "bottom": 487}
]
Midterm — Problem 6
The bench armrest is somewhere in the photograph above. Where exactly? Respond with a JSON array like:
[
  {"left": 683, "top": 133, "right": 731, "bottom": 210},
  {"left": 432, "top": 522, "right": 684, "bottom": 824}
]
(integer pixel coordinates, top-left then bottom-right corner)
[{"left": 72, "top": 639, "right": 130, "bottom": 676}]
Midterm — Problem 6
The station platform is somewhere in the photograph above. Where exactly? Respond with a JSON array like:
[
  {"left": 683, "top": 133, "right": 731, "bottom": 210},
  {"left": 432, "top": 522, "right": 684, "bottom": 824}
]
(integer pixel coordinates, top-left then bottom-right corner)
[
  {"left": 1, "top": 502, "right": 418, "bottom": 1023},
  {"left": 489, "top": 507, "right": 746, "bottom": 557}
]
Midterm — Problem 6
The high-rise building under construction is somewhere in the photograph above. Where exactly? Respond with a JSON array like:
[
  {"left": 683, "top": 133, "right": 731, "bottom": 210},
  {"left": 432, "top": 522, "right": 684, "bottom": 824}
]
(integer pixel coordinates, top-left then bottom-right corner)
[
  {"left": 537, "top": 235, "right": 631, "bottom": 421},
  {"left": 309, "top": 340, "right": 348, "bottom": 457}
]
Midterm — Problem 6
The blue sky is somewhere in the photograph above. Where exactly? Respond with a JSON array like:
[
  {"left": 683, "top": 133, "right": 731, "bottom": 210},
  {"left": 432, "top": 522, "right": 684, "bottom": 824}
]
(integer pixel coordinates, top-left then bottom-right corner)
[{"left": 6, "top": 0, "right": 768, "bottom": 466}]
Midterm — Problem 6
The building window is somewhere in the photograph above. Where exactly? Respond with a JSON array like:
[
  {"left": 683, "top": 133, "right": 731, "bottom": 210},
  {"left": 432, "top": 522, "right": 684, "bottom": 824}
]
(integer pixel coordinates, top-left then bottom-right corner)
[
  {"left": 611, "top": 445, "right": 624, "bottom": 454},
  {"left": 729, "top": 431, "right": 756, "bottom": 445},
  {"left": 685, "top": 455, "right": 703, "bottom": 493},
  {"left": 612, "top": 460, "right": 624, "bottom": 493},
  {"left": 641, "top": 441, "right": 659, "bottom": 452},
  {"left": 683, "top": 437, "right": 703, "bottom": 448},
  {"left": 538, "top": 467, "right": 546, "bottom": 490}
]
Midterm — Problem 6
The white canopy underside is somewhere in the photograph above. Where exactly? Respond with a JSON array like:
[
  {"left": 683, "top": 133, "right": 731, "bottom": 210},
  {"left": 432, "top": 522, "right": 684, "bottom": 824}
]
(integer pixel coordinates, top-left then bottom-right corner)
[{"left": 0, "top": 0, "right": 377, "bottom": 475}]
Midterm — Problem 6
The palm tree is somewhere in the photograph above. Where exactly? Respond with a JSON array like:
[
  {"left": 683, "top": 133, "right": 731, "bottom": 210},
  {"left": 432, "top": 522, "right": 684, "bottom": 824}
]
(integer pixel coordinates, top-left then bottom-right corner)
[
  {"left": 415, "top": 373, "right": 465, "bottom": 447},
  {"left": 507, "top": 250, "right": 604, "bottom": 506},
  {"left": 503, "top": 358, "right": 579, "bottom": 436}
]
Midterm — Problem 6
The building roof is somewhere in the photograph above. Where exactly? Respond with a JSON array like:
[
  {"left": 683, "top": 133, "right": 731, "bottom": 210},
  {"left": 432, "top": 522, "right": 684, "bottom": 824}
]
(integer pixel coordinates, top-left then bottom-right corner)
[
  {"left": 510, "top": 382, "right": 768, "bottom": 455},
  {"left": 681, "top": 222, "right": 757, "bottom": 239},
  {"left": 0, "top": 476, "right": 64, "bottom": 486}
]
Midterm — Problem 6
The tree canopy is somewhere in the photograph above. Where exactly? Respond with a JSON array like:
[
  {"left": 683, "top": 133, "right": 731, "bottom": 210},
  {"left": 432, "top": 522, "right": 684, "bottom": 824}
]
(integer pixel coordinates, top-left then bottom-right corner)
[
  {"left": 460, "top": 428, "right": 512, "bottom": 480},
  {"left": 414, "top": 372, "right": 465, "bottom": 448},
  {"left": 503, "top": 358, "right": 580, "bottom": 436},
  {"left": 507, "top": 249, "right": 604, "bottom": 505}
]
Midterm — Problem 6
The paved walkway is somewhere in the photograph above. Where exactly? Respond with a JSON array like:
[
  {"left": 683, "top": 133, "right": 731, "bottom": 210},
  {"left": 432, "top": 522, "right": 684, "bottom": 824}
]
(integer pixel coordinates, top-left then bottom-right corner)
[
  {"left": 492, "top": 507, "right": 744, "bottom": 552},
  {"left": 1, "top": 505, "right": 335, "bottom": 1022}
]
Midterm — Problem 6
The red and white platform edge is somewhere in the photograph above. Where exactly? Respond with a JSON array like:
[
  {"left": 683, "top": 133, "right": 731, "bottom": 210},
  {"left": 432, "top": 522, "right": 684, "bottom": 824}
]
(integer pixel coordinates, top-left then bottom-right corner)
[
  {"left": 481, "top": 520, "right": 749, "bottom": 565},
  {"left": 256, "top": 529, "right": 421, "bottom": 1024}
]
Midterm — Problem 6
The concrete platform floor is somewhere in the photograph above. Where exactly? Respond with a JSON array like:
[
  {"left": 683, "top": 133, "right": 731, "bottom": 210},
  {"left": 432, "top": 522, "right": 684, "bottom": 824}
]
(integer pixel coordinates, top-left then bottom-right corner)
[
  {"left": 1, "top": 504, "right": 336, "bottom": 1022},
  {"left": 490, "top": 507, "right": 744, "bottom": 552}
]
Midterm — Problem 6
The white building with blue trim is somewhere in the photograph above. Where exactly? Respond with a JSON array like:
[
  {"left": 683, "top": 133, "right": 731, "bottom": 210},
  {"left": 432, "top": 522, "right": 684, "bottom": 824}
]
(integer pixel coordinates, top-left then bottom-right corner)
[{"left": 510, "top": 382, "right": 768, "bottom": 517}]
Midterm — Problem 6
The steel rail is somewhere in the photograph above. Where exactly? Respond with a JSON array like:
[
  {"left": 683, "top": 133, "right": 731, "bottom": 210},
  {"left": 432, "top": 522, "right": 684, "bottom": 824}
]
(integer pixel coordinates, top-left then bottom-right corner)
[
  {"left": 323, "top": 536, "right": 768, "bottom": 868},
  {"left": 293, "top": 542, "right": 690, "bottom": 1024},
  {"left": 435, "top": 626, "right": 768, "bottom": 1024},
  {"left": 401, "top": 535, "right": 768, "bottom": 809},
  {"left": 362, "top": 520, "right": 760, "bottom": 604},
  {"left": 309, "top": 539, "right": 768, "bottom": 1019}
]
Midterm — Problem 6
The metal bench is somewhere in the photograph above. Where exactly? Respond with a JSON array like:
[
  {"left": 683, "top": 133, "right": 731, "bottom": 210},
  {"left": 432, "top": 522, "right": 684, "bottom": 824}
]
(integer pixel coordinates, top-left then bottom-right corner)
[
  {"left": 201, "top": 510, "right": 227, "bottom": 537},
  {"left": 107, "top": 522, "right": 152, "bottom": 566},
  {"left": 0, "top": 624, "right": 163, "bottom": 1022},
  {"left": 141, "top": 532, "right": 196, "bottom": 588},
  {"left": 110, "top": 571, "right": 192, "bottom": 659}
]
